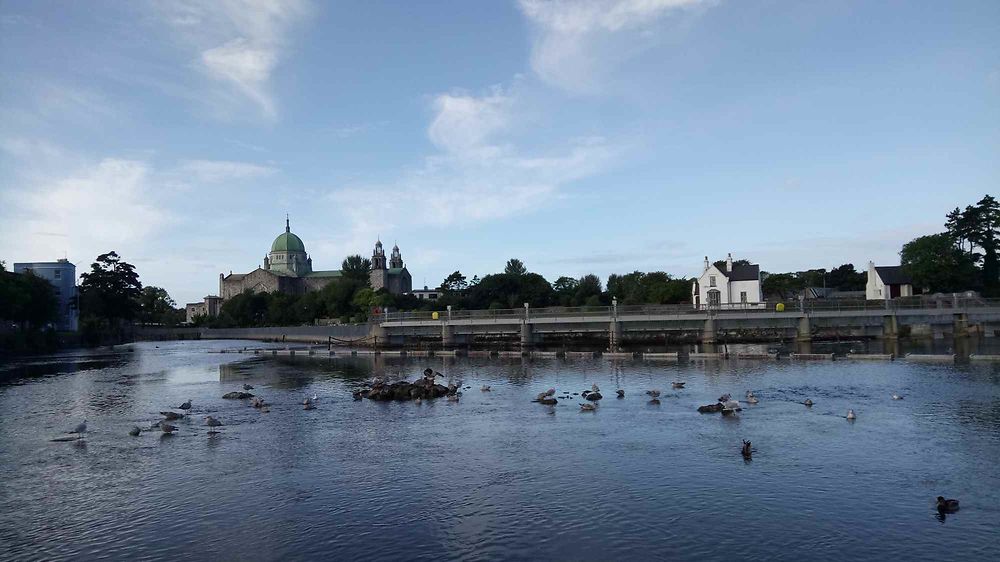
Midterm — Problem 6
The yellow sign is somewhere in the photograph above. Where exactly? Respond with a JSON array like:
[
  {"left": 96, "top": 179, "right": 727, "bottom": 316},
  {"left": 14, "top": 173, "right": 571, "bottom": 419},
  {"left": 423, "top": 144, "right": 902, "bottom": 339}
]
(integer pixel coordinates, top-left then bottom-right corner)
[
  {"left": 775, "top": 303, "right": 785, "bottom": 312},
  {"left": 432, "top": 311, "right": 439, "bottom": 320}
]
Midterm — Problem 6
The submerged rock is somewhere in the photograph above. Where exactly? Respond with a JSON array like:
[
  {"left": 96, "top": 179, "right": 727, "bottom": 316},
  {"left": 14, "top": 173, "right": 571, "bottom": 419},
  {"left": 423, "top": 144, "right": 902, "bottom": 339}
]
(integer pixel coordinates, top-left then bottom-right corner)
[
  {"left": 223, "top": 391, "right": 254, "bottom": 400},
  {"left": 697, "top": 403, "right": 724, "bottom": 413}
]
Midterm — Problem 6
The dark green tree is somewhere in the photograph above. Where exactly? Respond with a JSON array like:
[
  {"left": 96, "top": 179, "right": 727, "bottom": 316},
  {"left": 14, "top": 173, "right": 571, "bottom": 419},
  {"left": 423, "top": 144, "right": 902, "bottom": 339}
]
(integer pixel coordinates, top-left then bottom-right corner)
[
  {"left": 79, "top": 252, "right": 142, "bottom": 323},
  {"left": 341, "top": 255, "right": 372, "bottom": 283},
  {"left": 138, "top": 286, "right": 179, "bottom": 325},
  {"left": 441, "top": 271, "right": 468, "bottom": 292},
  {"left": 504, "top": 258, "right": 527, "bottom": 276},
  {"left": 900, "top": 233, "right": 978, "bottom": 293}
]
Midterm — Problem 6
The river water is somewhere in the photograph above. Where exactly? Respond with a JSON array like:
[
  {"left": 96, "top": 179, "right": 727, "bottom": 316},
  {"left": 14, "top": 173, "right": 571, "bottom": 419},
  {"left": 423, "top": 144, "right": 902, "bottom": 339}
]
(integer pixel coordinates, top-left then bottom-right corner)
[{"left": 1, "top": 340, "right": 998, "bottom": 561}]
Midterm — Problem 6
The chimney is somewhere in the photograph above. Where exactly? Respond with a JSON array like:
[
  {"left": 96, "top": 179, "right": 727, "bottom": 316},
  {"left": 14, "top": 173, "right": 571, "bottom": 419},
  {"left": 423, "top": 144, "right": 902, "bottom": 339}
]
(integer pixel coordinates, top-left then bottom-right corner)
[
  {"left": 726, "top": 253, "right": 733, "bottom": 273},
  {"left": 703, "top": 256, "right": 710, "bottom": 272}
]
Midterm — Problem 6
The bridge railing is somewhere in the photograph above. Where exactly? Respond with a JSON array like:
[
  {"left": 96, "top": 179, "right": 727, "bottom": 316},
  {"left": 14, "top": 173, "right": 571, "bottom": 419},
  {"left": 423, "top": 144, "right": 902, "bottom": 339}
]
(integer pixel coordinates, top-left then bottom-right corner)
[{"left": 374, "top": 296, "right": 1000, "bottom": 323}]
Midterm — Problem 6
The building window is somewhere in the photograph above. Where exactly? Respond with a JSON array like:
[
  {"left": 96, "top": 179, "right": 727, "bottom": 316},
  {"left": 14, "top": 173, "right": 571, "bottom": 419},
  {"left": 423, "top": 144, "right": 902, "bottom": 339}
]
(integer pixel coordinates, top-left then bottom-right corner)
[
  {"left": 429, "top": 294, "right": 438, "bottom": 300},
  {"left": 709, "top": 275, "right": 716, "bottom": 287},
  {"left": 708, "top": 289, "right": 721, "bottom": 306},
  {"left": 740, "top": 291, "right": 747, "bottom": 303},
  {"left": 54, "top": 270, "right": 61, "bottom": 280}
]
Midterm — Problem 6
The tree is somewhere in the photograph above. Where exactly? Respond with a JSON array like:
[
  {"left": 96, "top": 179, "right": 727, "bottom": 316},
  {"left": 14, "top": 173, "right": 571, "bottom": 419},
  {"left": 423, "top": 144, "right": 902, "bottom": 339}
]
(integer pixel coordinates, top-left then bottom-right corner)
[
  {"left": 341, "top": 255, "right": 372, "bottom": 283},
  {"left": 138, "top": 286, "right": 178, "bottom": 325},
  {"left": 504, "top": 258, "right": 527, "bottom": 276},
  {"left": 826, "top": 264, "right": 865, "bottom": 291},
  {"left": 441, "top": 271, "right": 468, "bottom": 292},
  {"left": 900, "top": 233, "right": 978, "bottom": 293},
  {"left": 713, "top": 258, "right": 751, "bottom": 271},
  {"left": 0, "top": 269, "right": 58, "bottom": 328},
  {"left": 79, "top": 252, "right": 142, "bottom": 323},
  {"left": 944, "top": 195, "right": 1000, "bottom": 295}
]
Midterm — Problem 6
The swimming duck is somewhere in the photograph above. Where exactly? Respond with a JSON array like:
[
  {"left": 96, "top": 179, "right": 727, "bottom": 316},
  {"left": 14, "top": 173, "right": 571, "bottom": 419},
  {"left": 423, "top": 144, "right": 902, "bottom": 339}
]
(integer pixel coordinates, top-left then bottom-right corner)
[
  {"left": 179, "top": 399, "right": 192, "bottom": 410},
  {"left": 936, "top": 496, "right": 960, "bottom": 513},
  {"left": 580, "top": 403, "right": 597, "bottom": 412},
  {"left": 646, "top": 390, "right": 661, "bottom": 398},
  {"left": 746, "top": 390, "right": 756, "bottom": 398},
  {"left": 205, "top": 416, "right": 223, "bottom": 427},
  {"left": 616, "top": 389, "right": 625, "bottom": 398},
  {"left": 128, "top": 426, "right": 141, "bottom": 437},
  {"left": 803, "top": 399, "right": 814, "bottom": 407},
  {"left": 891, "top": 394, "right": 904, "bottom": 400},
  {"left": 746, "top": 396, "right": 759, "bottom": 405},
  {"left": 481, "top": 385, "right": 491, "bottom": 392},
  {"left": 741, "top": 440, "right": 752, "bottom": 458},
  {"left": 160, "top": 411, "right": 184, "bottom": 421},
  {"left": 672, "top": 382, "right": 685, "bottom": 389},
  {"left": 846, "top": 409, "right": 856, "bottom": 420}
]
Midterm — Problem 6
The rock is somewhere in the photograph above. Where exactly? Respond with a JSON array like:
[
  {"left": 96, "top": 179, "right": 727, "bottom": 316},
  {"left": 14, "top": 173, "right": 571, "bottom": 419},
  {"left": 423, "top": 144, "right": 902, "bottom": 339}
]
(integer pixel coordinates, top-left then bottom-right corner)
[
  {"left": 698, "top": 403, "right": 724, "bottom": 413},
  {"left": 223, "top": 391, "right": 254, "bottom": 400}
]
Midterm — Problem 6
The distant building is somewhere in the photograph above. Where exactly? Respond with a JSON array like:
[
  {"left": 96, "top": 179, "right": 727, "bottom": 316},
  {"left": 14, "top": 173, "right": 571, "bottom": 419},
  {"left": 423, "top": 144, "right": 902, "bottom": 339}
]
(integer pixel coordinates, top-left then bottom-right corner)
[
  {"left": 185, "top": 296, "right": 223, "bottom": 323},
  {"left": 866, "top": 262, "right": 913, "bottom": 300},
  {"left": 12, "top": 259, "right": 78, "bottom": 331},
  {"left": 410, "top": 285, "right": 442, "bottom": 301},
  {"left": 691, "top": 253, "right": 763, "bottom": 309},
  {"left": 369, "top": 241, "right": 412, "bottom": 295}
]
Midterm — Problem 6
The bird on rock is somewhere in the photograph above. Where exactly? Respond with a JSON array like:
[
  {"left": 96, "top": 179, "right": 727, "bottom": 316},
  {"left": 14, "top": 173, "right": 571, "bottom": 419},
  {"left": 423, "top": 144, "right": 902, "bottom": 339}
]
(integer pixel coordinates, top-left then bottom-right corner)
[{"left": 179, "top": 399, "right": 192, "bottom": 410}]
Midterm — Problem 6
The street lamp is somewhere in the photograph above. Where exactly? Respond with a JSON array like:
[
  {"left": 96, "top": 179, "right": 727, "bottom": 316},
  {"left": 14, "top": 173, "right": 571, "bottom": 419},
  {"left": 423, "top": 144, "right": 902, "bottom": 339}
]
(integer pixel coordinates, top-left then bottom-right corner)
[
  {"left": 524, "top": 302, "right": 529, "bottom": 322},
  {"left": 447, "top": 304, "right": 452, "bottom": 321},
  {"left": 612, "top": 296, "right": 618, "bottom": 319}
]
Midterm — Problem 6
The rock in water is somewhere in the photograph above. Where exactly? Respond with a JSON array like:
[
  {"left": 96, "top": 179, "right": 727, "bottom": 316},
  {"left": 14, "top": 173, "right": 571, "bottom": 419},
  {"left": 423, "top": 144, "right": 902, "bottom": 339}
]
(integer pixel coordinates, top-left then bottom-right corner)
[
  {"left": 223, "top": 391, "right": 254, "bottom": 400},
  {"left": 698, "top": 403, "right": 723, "bottom": 413}
]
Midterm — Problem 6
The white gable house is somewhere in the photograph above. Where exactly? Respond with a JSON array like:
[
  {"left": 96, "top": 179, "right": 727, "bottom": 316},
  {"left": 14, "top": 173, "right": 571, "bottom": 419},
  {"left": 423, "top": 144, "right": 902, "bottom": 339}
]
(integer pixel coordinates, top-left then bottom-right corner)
[
  {"left": 866, "top": 261, "right": 913, "bottom": 300},
  {"left": 691, "top": 254, "right": 763, "bottom": 309}
]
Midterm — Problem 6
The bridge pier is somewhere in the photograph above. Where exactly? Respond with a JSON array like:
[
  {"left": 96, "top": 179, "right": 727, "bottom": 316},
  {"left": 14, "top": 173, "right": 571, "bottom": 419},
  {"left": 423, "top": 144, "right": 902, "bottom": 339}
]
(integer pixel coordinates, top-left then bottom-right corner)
[
  {"left": 702, "top": 317, "right": 717, "bottom": 344},
  {"left": 520, "top": 323, "right": 533, "bottom": 349},
  {"left": 609, "top": 321, "right": 622, "bottom": 350},
  {"left": 882, "top": 315, "right": 898, "bottom": 339},
  {"left": 442, "top": 324, "right": 454, "bottom": 347},
  {"left": 953, "top": 313, "right": 969, "bottom": 338},
  {"left": 370, "top": 324, "right": 387, "bottom": 349},
  {"left": 796, "top": 315, "right": 812, "bottom": 342},
  {"left": 984, "top": 322, "right": 995, "bottom": 337}
]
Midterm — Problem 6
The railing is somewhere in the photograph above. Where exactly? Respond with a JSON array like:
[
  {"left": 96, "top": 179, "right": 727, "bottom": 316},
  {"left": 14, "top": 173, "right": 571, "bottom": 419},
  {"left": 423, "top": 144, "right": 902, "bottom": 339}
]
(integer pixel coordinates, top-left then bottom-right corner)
[{"left": 374, "top": 296, "right": 1000, "bottom": 324}]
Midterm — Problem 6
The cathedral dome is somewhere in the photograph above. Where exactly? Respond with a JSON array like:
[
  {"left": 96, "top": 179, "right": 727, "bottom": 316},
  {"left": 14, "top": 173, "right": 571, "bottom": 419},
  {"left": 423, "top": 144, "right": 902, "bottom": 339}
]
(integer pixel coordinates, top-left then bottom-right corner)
[{"left": 271, "top": 227, "right": 306, "bottom": 253}]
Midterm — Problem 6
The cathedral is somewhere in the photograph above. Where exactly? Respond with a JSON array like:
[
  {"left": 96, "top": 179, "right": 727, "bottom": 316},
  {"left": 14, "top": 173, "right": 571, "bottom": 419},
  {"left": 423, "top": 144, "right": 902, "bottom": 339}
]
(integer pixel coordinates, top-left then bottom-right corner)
[{"left": 218, "top": 219, "right": 412, "bottom": 300}]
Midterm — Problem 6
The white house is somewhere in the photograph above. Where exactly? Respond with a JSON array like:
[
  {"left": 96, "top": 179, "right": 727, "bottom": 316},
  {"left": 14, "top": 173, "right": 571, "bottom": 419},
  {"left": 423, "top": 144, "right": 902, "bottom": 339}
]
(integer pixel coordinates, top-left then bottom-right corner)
[
  {"left": 691, "top": 254, "right": 763, "bottom": 309},
  {"left": 866, "top": 261, "right": 913, "bottom": 300}
]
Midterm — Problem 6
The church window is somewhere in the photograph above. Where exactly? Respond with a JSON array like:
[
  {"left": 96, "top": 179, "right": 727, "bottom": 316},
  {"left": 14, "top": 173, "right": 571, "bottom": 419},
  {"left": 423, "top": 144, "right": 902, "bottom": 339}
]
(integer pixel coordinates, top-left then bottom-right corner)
[{"left": 709, "top": 275, "right": 716, "bottom": 287}]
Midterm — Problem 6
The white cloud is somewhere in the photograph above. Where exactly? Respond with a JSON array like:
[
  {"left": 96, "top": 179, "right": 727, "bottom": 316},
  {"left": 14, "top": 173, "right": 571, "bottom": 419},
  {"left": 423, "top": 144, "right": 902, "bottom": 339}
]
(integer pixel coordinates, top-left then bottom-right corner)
[
  {"left": 177, "top": 159, "right": 277, "bottom": 182},
  {"left": 427, "top": 89, "right": 513, "bottom": 153},
  {"left": 519, "top": 0, "right": 712, "bottom": 92},
  {"left": 156, "top": 0, "right": 311, "bottom": 119},
  {"left": 0, "top": 158, "right": 170, "bottom": 265}
]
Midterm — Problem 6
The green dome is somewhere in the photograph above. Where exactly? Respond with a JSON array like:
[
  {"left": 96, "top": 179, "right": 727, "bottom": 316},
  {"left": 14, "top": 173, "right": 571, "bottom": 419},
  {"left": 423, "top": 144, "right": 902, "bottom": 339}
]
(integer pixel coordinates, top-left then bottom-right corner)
[{"left": 271, "top": 231, "right": 306, "bottom": 253}]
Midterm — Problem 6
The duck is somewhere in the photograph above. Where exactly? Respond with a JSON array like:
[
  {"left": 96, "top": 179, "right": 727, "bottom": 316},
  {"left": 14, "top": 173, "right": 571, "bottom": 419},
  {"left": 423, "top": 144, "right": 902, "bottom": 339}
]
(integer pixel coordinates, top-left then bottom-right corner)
[
  {"left": 128, "top": 426, "right": 141, "bottom": 437},
  {"left": 580, "top": 403, "right": 597, "bottom": 412},
  {"left": 672, "top": 382, "right": 686, "bottom": 389},
  {"left": 481, "top": 385, "right": 491, "bottom": 392},
  {"left": 538, "top": 396, "right": 558, "bottom": 406},
  {"left": 746, "top": 395, "right": 759, "bottom": 405},
  {"left": 646, "top": 390, "right": 661, "bottom": 398},
  {"left": 846, "top": 409, "right": 856, "bottom": 420},
  {"left": 746, "top": 390, "right": 756, "bottom": 399},
  {"left": 741, "top": 440, "right": 753, "bottom": 459},
  {"left": 891, "top": 394, "right": 904, "bottom": 400},
  {"left": 585, "top": 391, "right": 603, "bottom": 401},
  {"left": 243, "top": 384, "right": 254, "bottom": 391},
  {"left": 178, "top": 399, "right": 192, "bottom": 411},
  {"left": 936, "top": 496, "right": 960, "bottom": 513},
  {"left": 205, "top": 416, "right": 223, "bottom": 427},
  {"left": 803, "top": 399, "right": 814, "bottom": 407},
  {"left": 616, "top": 389, "right": 625, "bottom": 398},
  {"left": 160, "top": 411, "right": 184, "bottom": 421}
]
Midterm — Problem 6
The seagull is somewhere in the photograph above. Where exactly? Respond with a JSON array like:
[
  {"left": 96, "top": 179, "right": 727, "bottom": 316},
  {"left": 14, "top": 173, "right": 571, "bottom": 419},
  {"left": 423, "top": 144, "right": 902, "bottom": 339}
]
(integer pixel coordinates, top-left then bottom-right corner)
[
  {"left": 160, "top": 423, "right": 178, "bottom": 434},
  {"left": 892, "top": 394, "right": 904, "bottom": 400},
  {"left": 179, "top": 399, "right": 192, "bottom": 410},
  {"left": 311, "top": 394, "right": 318, "bottom": 402},
  {"left": 69, "top": 420, "right": 87, "bottom": 434},
  {"left": 846, "top": 409, "right": 856, "bottom": 420},
  {"left": 580, "top": 403, "right": 597, "bottom": 411},
  {"left": 205, "top": 416, "right": 223, "bottom": 427},
  {"left": 243, "top": 384, "right": 254, "bottom": 391}
]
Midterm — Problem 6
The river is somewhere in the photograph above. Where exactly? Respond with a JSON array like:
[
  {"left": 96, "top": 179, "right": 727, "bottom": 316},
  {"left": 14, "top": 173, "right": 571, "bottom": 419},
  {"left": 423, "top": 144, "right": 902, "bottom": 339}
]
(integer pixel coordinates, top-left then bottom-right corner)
[{"left": 1, "top": 340, "right": 998, "bottom": 561}]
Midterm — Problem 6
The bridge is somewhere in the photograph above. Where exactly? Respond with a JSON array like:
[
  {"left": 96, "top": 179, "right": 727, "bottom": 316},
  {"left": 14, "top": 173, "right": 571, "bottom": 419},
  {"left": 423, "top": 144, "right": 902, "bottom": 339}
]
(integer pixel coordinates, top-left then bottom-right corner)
[{"left": 372, "top": 296, "right": 1000, "bottom": 348}]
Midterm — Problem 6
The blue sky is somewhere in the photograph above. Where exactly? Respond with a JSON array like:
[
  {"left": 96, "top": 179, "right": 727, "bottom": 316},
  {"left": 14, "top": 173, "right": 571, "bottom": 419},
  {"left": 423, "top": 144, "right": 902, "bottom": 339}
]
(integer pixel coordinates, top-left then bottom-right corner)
[{"left": 1, "top": 0, "right": 997, "bottom": 305}]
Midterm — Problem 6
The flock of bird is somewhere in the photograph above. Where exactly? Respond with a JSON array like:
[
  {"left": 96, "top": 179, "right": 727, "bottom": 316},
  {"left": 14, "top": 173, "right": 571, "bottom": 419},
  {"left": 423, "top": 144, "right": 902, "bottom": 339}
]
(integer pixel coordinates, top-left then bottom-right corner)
[{"left": 55, "top": 369, "right": 959, "bottom": 515}]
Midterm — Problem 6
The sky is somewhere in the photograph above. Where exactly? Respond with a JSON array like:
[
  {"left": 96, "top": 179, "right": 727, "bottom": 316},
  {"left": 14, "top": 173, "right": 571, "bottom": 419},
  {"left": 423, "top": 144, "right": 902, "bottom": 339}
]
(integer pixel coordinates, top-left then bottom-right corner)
[{"left": 1, "top": 0, "right": 997, "bottom": 306}]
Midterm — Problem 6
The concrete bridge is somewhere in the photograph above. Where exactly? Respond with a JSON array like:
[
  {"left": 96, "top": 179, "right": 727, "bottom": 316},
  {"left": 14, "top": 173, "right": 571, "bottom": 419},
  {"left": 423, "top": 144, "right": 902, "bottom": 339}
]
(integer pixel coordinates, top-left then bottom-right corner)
[{"left": 372, "top": 297, "right": 1000, "bottom": 348}]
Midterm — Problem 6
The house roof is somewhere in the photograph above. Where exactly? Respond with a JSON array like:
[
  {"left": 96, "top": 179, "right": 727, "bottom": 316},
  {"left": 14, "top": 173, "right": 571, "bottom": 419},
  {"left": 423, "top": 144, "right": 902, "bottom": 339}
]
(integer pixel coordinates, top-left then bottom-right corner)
[
  {"left": 723, "top": 264, "right": 760, "bottom": 282},
  {"left": 875, "top": 266, "right": 912, "bottom": 285}
]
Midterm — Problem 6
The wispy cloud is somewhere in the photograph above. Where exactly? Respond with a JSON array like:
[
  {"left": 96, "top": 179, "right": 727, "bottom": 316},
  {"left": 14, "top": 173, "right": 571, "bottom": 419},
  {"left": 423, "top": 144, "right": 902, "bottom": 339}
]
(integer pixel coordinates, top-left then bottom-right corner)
[
  {"left": 156, "top": 0, "right": 312, "bottom": 119},
  {"left": 177, "top": 159, "right": 277, "bottom": 182},
  {"left": 519, "top": 0, "right": 712, "bottom": 92}
]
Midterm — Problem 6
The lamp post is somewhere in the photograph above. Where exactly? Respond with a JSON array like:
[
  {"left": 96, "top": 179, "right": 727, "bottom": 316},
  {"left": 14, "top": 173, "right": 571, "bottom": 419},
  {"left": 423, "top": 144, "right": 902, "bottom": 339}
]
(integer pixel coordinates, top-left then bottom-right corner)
[
  {"left": 612, "top": 296, "right": 618, "bottom": 320},
  {"left": 447, "top": 304, "right": 452, "bottom": 322},
  {"left": 524, "top": 302, "right": 529, "bottom": 322}
]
